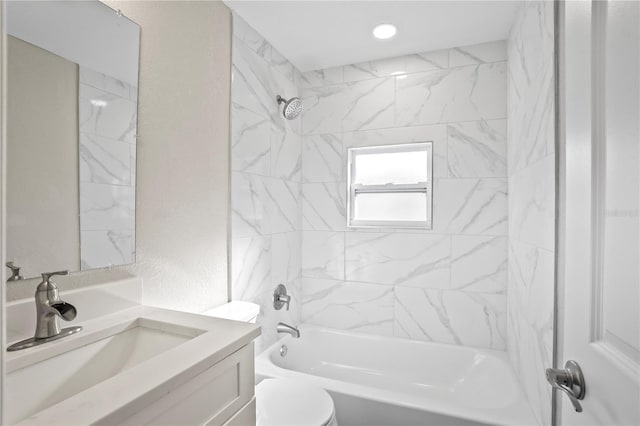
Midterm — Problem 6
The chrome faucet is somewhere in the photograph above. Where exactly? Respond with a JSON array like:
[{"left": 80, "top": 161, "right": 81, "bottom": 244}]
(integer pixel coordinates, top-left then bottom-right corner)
[
  {"left": 277, "top": 322, "right": 300, "bottom": 338},
  {"left": 7, "top": 270, "right": 82, "bottom": 351}
]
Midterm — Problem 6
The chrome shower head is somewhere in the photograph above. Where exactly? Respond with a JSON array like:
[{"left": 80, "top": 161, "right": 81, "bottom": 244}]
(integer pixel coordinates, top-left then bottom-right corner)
[{"left": 277, "top": 95, "right": 303, "bottom": 120}]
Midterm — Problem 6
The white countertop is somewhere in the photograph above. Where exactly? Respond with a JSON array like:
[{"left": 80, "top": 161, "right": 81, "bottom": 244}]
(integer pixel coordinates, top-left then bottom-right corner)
[{"left": 6, "top": 305, "right": 261, "bottom": 425}]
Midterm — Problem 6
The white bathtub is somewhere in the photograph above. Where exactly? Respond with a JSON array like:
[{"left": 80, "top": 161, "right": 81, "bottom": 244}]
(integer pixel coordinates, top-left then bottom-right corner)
[{"left": 256, "top": 326, "right": 537, "bottom": 426}]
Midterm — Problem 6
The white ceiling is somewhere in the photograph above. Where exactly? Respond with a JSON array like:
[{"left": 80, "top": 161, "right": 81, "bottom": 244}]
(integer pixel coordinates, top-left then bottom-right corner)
[{"left": 224, "top": 1, "right": 522, "bottom": 72}]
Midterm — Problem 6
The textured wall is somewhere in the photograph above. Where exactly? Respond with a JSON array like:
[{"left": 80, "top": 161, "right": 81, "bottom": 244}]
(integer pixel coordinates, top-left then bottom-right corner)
[
  {"left": 506, "top": 2, "right": 555, "bottom": 425},
  {"left": 230, "top": 16, "right": 302, "bottom": 352},
  {"left": 298, "top": 42, "right": 509, "bottom": 350}
]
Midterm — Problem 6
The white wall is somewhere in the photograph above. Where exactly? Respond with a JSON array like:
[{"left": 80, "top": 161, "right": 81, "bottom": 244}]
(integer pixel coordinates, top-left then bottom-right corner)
[
  {"left": 105, "top": 0, "right": 232, "bottom": 313},
  {"left": 506, "top": 2, "right": 556, "bottom": 425},
  {"left": 230, "top": 15, "right": 302, "bottom": 352},
  {"left": 298, "top": 42, "right": 509, "bottom": 351}
]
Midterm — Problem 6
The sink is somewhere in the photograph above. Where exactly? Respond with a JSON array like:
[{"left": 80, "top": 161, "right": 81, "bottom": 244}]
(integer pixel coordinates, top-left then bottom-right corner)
[{"left": 6, "top": 317, "right": 204, "bottom": 424}]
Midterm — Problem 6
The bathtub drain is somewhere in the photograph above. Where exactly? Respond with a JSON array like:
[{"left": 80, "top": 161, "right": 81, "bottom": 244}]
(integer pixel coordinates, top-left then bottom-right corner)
[{"left": 280, "top": 344, "right": 288, "bottom": 357}]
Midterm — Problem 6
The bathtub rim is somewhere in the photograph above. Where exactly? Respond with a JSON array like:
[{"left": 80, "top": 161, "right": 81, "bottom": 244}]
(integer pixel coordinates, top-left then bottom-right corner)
[{"left": 255, "top": 324, "right": 538, "bottom": 426}]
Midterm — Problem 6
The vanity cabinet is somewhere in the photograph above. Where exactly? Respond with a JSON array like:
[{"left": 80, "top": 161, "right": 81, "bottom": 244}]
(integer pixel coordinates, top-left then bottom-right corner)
[{"left": 120, "top": 342, "right": 255, "bottom": 425}]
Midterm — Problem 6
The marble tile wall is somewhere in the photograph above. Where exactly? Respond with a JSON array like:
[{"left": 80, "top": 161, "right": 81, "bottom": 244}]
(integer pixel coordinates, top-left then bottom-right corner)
[
  {"left": 79, "top": 66, "right": 137, "bottom": 269},
  {"left": 506, "top": 2, "right": 555, "bottom": 425},
  {"left": 299, "top": 40, "right": 509, "bottom": 351},
  {"left": 230, "top": 15, "right": 302, "bottom": 353}
]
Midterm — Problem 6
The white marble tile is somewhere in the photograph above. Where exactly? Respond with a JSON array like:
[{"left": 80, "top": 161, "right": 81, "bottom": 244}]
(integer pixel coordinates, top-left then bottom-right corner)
[
  {"left": 79, "top": 84, "right": 137, "bottom": 143},
  {"left": 231, "top": 172, "right": 270, "bottom": 238},
  {"left": 269, "top": 46, "right": 295, "bottom": 82},
  {"left": 345, "top": 233, "right": 450, "bottom": 288},
  {"left": 80, "top": 66, "right": 130, "bottom": 98},
  {"left": 302, "top": 182, "right": 346, "bottom": 231},
  {"left": 302, "top": 84, "right": 348, "bottom": 135},
  {"left": 80, "top": 230, "right": 134, "bottom": 269},
  {"left": 265, "top": 178, "right": 299, "bottom": 233},
  {"left": 342, "top": 77, "right": 395, "bottom": 132},
  {"left": 451, "top": 236, "right": 507, "bottom": 293},
  {"left": 508, "top": 239, "right": 555, "bottom": 327},
  {"left": 394, "top": 287, "right": 506, "bottom": 350},
  {"left": 396, "top": 62, "right": 507, "bottom": 127},
  {"left": 506, "top": 2, "right": 555, "bottom": 424},
  {"left": 434, "top": 178, "right": 508, "bottom": 235},
  {"left": 405, "top": 49, "right": 449, "bottom": 73},
  {"left": 342, "top": 124, "right": 448, "bottom": 178},
  {"left": 508, "top": 3, "right": 555, "bottom": 174},
  {"left": 302, "top": 133, "right": 343, "bottom": 183},
  {"left": 270, "top": 125, "right": 301, "bottom": 181},
  {"left": 232, "top": 39, "right": 275, "bottom": 119},
  {"left": 343, "top": 56, "right": 406, "bottom": 81},
  {"left": 301, "top": 231, "right": 344, "bottom": 280},
  {"left": 300, "top": 67, "right": 344, "bottom": 88},
  {"left": 448, "top": 119, "right": 507, "bottom": 178},
  {"left": 232, "top": 236, "right": 271, "bottom": 302},
  {"left": 272, "top": 232, "right": 301, "bottom": 285},
  {"left": 301, "top": 278, "right": 394, "bottom": 336},
  {"left": 508, "top": 155, "right": 555, "bottom": 251},
  {"left": 130, "top": 144, "right": 136, "bottom": 187},
  {"left": 449, "top": 41, "right": 507, "bottom": 67},
  {"left": 233, "top": 14, "right": 271, "bottom": 61},
  {"left": 79, "top": 133, "right": 132, "bottom": 185},
  {"left": 302, "top": 77, "right": 395, "bottom": 135},
  {"left": 231, "top": 103, "right": 271, "bottom": 175},
  {"left": 80, "top": 183, "right": 135, "bottom": 231},
  {"left": 129, "top": 85, "right": 138, "bottom": 102}
]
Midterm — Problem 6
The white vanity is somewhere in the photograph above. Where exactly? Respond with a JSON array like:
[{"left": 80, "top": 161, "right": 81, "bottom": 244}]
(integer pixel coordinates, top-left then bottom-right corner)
[{"left": 5, "top": 279, "right": 260, "bottom": 425}]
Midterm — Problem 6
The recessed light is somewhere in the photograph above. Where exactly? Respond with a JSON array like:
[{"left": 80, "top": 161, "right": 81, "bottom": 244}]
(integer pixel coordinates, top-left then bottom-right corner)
[{"left": 372, "top": 24, "right": 397, "bottom": 40}]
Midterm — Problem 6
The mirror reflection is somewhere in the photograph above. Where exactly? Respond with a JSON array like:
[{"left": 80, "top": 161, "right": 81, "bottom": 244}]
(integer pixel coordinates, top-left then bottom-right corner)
[{"left": 6, "top": 1, "right": 140, "bottom": 279}]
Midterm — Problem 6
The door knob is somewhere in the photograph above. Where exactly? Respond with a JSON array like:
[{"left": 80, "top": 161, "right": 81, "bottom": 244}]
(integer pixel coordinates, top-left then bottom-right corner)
[{"left": 546, "top": 360, "right": 586, "bottom": 412}]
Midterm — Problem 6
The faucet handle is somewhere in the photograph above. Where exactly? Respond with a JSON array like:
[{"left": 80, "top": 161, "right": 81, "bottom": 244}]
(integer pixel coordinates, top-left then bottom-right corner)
[
  {"left": 41, "top": 270, "right": 68, "bottom": 283},
  {"left": 6, "top": 262, "right": 24, "bottom": 281}
]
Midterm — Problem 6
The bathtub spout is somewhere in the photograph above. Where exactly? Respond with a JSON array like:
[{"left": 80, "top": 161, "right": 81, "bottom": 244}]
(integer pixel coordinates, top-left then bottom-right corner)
[{"left": 277, "top": 322, "right": 300, "bottom": 338}]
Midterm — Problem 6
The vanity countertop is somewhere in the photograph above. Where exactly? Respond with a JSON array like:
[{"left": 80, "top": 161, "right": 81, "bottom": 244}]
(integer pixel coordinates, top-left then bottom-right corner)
[{"left": 6, "top": 305, "right": 261, "bottom": 425}]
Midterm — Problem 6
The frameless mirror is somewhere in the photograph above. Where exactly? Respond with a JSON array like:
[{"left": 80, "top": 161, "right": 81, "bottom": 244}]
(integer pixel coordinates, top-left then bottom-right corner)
[{"left": 6, "top": 1, "right": 140, "bottom": 279}]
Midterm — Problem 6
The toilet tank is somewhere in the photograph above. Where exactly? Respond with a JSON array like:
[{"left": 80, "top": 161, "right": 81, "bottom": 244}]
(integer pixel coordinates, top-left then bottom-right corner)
[{"left": 203, "top": 301, "right": 260, "bottom": 323}]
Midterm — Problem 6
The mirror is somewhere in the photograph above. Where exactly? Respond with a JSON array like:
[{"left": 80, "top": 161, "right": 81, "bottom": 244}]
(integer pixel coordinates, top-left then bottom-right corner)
[{"left": 6, "top": 1, "right": 140, "bottom": 279}]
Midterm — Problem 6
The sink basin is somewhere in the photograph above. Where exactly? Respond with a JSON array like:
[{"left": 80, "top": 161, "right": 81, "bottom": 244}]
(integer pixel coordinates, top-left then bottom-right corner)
[{"left": 6, "top": 317, "right": 204, "bottom": 424}]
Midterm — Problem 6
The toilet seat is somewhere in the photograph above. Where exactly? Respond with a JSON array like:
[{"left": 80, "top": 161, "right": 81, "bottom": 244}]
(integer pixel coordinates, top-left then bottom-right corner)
[{"left": 256, "top": 378, "right": 336, "bottom": 426}]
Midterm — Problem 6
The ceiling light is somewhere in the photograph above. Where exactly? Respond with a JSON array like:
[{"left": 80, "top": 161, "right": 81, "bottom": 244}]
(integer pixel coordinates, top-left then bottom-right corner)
[{"left": 372, "top": 24, "right": 397, "bottom": 40}]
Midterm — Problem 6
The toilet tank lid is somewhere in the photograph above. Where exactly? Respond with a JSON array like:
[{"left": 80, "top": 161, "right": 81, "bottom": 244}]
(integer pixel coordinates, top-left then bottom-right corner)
[{"left": 203, "top": 301, "right": 260, "bottom": 322}]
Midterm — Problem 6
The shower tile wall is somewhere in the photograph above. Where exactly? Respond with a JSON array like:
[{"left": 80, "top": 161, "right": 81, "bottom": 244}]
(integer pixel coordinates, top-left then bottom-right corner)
[
  {"left": 506, "top": 2, "right": 555, "bottom": 424},
  {"left": 231, "top": 15, "right": 302, "bottom": 352},
  {"left": 300, "top": 41, "right": 509, "bottom": 350}
]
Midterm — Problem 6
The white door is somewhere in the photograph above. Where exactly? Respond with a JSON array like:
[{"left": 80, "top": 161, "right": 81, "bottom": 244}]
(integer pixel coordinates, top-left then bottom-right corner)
[{"left": 558, "top": 0, "right": 640, "bottom": 425}]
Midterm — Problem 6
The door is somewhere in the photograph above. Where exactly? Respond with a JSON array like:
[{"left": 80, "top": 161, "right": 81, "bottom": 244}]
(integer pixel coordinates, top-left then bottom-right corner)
[{"left": 558, "top": 0, "right": 640, "bottom": 425}]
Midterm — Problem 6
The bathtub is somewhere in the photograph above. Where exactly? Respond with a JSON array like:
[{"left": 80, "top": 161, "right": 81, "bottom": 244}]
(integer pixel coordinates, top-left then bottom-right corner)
[{"left": 256, "top": 326, "right": 537, "bottom": 426}]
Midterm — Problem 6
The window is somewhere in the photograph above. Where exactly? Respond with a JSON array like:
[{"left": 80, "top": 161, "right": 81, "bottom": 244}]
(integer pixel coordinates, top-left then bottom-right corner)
[{"left": 347, "top": 142, "right": 433, "bottom": 229}]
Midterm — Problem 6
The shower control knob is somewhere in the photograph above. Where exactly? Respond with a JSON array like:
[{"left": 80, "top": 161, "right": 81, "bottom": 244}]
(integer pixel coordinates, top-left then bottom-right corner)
[{"left": 273, "top": 284, "right": 291, "bottom": 311}]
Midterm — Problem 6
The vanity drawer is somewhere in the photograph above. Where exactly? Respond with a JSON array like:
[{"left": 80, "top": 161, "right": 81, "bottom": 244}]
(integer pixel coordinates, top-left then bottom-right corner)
[
  {"left": 220, "top": 398, "right": 255, "bottom": 426},
  {"left": 120, "top": 343, "right": 255, "bottom": 426}
]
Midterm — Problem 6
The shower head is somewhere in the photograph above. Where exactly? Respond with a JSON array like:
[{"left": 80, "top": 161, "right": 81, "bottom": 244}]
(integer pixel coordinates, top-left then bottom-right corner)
[{"left": 277, "top": 95, "right": 303, "bottom": 120}]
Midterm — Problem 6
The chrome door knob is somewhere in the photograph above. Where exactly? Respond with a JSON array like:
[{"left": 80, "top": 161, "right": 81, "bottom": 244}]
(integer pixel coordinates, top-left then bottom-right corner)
[{"left": 546, "top": 360, "right": 586, "bottom": 412}]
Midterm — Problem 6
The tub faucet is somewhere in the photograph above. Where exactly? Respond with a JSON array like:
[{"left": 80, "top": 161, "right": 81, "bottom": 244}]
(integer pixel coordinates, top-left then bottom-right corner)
[
  {"left": 277, "top": 322, "right": 300, "bottom": 338},
  {"left": 7, "top": 270, "right": 82, "bottom": 351}
]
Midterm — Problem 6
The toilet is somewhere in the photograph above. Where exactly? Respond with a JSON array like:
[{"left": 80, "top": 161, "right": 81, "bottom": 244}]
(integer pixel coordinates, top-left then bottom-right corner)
[{"left": 203, "top": 301, "right": 338, "bottom": 426}]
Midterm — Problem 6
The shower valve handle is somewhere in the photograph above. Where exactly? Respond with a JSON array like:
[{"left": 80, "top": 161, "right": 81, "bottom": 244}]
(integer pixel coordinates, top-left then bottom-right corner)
[{"left": 273, "top": 284, "right": 291, "bottom": 311}]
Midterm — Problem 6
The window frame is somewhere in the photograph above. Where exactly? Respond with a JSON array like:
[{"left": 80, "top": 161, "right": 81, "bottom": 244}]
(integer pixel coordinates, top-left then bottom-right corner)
[{"left": 346, "top": 141, "right": 433, "bottom": 229}]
